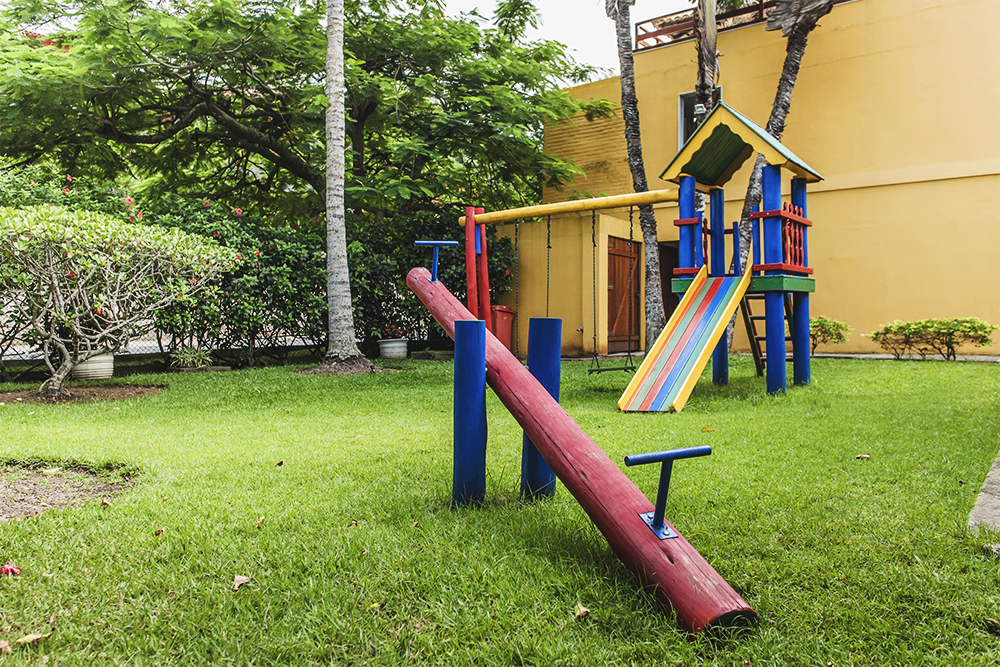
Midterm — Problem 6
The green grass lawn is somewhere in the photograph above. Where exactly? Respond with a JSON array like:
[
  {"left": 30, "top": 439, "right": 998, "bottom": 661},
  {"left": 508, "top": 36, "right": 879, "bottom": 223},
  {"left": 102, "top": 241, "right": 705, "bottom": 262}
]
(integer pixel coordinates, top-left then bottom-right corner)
[{"left": 1, "top": 357, "right": 998, "bottom": 666}]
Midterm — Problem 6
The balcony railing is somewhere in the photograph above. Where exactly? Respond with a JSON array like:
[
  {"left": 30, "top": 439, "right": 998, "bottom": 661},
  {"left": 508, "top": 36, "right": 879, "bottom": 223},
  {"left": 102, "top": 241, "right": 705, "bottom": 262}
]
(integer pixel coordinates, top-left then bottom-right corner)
[{"left": 634, "top": 0, "right": 851, "bottom": 51}]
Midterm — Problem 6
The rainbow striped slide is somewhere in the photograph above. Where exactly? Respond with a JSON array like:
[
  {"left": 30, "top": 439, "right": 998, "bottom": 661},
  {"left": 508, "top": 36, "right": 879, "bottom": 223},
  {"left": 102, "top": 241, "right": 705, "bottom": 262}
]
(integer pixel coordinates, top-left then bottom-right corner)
[{"left": 619, "top": 266, "right": 751, "bottom": 413}]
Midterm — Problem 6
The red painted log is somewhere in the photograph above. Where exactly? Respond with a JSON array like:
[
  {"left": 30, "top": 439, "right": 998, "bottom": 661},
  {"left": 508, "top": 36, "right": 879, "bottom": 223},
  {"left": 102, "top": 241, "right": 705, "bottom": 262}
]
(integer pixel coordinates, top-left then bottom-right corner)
[{"left": 407, "top": 267, "right": 756, "bottom": 633}]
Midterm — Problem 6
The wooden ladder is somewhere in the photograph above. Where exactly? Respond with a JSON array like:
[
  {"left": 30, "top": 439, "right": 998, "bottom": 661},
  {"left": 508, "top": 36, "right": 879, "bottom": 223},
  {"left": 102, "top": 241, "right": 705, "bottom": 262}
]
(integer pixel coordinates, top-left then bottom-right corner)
[{"left": 740, "top": 294, "right": 793, "bottom": 377}]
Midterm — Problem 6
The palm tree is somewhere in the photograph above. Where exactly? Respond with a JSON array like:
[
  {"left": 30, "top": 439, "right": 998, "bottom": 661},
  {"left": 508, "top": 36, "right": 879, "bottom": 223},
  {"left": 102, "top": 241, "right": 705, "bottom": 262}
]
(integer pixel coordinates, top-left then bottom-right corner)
[
  {"left": 322, "top": 0, "right": 368, "bottom": 371},
  {"left": 736, "top": 0, "right": 834, "bottom": 272},
  {"left": 605, "top": 0, "right": 666, "bottom": 350}
]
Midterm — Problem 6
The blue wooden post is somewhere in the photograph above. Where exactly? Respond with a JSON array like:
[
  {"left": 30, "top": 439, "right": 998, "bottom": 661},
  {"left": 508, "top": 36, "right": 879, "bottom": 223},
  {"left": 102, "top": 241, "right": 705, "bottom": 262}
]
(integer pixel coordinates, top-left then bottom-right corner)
[
  {"left": 678, "top": 176, "right": 696, "bottom": 270},
  {"left": 710, "top": 188, "right": 728, "bottom": 385},
  {"left": 454, "top": 320, "right": 487, "bottom": 506},
  {"left": 762, "top": 164, "right": 786, "bottom": 395},
  {"left": 694, "top": 212, "right": 705, "bottom": 269},
  {"left": 792, "top": 292, "right": 810, "bottom": 386},
  {"left": 790, "top": 178, "right": 810, "bottom": 386},
  {"left": 521, "top": 318, "right": 560, "bottom": 499}
]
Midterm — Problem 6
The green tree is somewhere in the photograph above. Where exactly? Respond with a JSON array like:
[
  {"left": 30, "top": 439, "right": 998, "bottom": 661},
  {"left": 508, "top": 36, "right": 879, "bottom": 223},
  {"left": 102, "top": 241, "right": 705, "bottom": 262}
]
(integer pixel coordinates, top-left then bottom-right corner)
[{"left": 1, "top": 0, "right": 608, "bottom": 355}]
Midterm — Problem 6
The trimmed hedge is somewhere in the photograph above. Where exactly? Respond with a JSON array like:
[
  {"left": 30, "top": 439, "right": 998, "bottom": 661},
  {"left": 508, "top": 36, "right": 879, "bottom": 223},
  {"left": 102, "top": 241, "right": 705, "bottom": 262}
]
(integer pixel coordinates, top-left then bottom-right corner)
[{"left": 866, "top": 318, "right": 996, "bottom": 360}]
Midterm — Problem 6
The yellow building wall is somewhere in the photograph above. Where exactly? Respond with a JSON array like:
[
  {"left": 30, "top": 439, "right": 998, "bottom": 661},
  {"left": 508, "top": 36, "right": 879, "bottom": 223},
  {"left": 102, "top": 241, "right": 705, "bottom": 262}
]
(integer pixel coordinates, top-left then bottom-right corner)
[{"left": 537, "top": 0, "right": 1000, "bottom": 355}]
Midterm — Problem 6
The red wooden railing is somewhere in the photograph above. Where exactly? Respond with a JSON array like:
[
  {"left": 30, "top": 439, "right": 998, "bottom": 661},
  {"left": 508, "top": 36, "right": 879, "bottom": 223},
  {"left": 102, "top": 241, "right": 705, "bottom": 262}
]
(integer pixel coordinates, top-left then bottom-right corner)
[{"left": 750, "top": 202, "right": 813, "bottom": 275}]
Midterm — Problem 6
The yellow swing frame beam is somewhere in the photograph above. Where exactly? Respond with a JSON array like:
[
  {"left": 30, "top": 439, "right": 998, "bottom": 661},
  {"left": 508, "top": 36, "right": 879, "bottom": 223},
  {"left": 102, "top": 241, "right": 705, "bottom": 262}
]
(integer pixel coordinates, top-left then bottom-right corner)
[{"left": 458, "top": 189, "right": 679, "bottom": 225}]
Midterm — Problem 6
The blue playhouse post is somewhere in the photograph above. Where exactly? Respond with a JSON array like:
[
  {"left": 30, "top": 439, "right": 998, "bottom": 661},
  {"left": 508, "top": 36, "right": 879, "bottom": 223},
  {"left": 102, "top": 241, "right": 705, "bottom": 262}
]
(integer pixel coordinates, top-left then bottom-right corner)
[{"left": 662, "top": 102, "right": 821, "bottom": 395}]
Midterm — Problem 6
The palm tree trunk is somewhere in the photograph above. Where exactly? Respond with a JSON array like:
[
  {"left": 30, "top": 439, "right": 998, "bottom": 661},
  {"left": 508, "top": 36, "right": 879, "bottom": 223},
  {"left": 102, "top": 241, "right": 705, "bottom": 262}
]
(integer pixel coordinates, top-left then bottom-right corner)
[
  {"left": 738, "top": 6, "right": 829, "bottom": 273},
  {"left": 324, "top": 0, "right": 364, "bottom": 364},
  {"left": 611, "top": 2, "right": 666, "bottom": 350}
]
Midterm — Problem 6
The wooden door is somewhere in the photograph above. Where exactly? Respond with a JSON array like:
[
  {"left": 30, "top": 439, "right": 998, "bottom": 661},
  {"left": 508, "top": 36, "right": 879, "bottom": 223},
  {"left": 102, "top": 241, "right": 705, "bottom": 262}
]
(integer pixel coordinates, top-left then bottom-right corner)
[{"left": 607, "top": 236, "right": 641, "bottom": 353}]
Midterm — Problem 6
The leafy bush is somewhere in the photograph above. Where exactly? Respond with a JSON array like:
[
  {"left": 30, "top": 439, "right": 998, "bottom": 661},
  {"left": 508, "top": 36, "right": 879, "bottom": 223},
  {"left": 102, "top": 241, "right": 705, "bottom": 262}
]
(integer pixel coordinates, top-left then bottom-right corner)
[
  {"left": 866, "top": 318, "right": 996, "bottom": 360},
  {"left": 0, "top": 205, "right": 234, "bottom": 394},
  {"left": 809, "top": 316, "right": 851, "bottom": 354},
  {"left": 145, "top": 195, "right": 328, "bottom": 366},
  {"left": 170, "top": 346, "right": 214, "bottom": 369},
  {"left": 0, "top": 166, "right": 136, "bottom": 219}
]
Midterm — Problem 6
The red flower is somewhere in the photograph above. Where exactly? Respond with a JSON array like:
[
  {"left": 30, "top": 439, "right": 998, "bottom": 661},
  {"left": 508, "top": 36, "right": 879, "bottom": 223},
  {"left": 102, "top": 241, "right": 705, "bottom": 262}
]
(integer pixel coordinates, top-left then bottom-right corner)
[
  {"left": 65, "top": 174, "right": 73, "bottom": 182},
  {"left": 136, "top": 211, "right": 143, "bottom": 220},
  {"left": 129, "top": 216, "right": 134, "bottom": 222},
  {"left": 234, "top": 208, "right": 243, "bottom": 215},
  {"left": 62, "top": 188, "right": 70, "bottom": 195},
  {"left": 1, "top": 561, "right": 19, "bottom": 577},
  {"left": 236, "top": 253, "right": 242, "bottom": 261},
  {"left": 213, "top": 231, "right": 220, "bottom": 238},
  {"left": 254, "top": 250, "right": 260, "bottom": 256},
  {"left": 203, "top": 200, "right": 210, "bottom": 207},
  {"left": 125, "top": 196, "right": 134, "bottom": 205}
]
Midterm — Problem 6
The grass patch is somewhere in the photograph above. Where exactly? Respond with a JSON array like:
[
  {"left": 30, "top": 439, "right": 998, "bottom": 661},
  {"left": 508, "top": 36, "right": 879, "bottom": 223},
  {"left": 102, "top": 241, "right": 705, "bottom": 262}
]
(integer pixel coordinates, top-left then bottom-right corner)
[{"left": 0, "top": 357, "right": 998, "bottom": 665}]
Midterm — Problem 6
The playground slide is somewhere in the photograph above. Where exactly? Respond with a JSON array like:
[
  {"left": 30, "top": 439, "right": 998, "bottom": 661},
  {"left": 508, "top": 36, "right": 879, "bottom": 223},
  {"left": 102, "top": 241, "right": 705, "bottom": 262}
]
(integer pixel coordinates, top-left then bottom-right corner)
[
  {"left": 407, "top": 267, "right": 755, "bottom": 633},
  {"left": 619, "top": 266, "right": 752, "bottom": 413}
]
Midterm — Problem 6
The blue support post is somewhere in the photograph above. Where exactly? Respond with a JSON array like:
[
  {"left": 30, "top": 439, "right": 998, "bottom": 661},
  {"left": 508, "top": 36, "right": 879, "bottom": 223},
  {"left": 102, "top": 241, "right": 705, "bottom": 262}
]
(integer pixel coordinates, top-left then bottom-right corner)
[
  {"left": 709, "top": 189, "right": 725, "bottom": 277},
  {"left": 751, "top": 205, "right": 761, "bottom": 275},
  {"left": 521, "top": 318, "right": 560, "bottom": 499},
  {"left": 790, "top": 178, "right": 810, "bottom": 387},
  {"left": 792, "top": 292, "right": 810, "bottom": 386},
  {"left": 762, "top": 165, "right": 783, "bottom": 271},
  {"left": 710, "top": 189, "right": 728, "bottom": 385},
  {"left": 694, "top": 212, "right": 705, "bottom": 269},
  {"left": 678, "top": 176, "right": 696, "bottom": 270},
  {"left": 762, "top": 165, "right": 787, "bottom": 395},
  {"left": 732, "top": 220, "right": 741, "bottom": 277},
  {"left": 453, "top": 320, "right": 487, "bottom": 506}
]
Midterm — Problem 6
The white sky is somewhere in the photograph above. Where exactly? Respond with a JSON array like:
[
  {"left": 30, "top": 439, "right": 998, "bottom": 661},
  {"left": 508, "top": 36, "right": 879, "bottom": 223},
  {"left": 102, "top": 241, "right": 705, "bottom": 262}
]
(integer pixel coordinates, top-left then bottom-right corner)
[{"left": 443, "top": 0, "right": 695, "bottom": 78}]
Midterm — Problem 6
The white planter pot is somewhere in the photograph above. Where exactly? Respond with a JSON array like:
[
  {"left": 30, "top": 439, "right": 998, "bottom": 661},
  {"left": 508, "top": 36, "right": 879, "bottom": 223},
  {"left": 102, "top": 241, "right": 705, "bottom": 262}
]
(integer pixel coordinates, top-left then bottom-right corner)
[
  {"left": 378, "top": 338, "right": 408, "bottom": 359},
  {"left": 71, "top": 353, "right": 115, "bottom": 380}
]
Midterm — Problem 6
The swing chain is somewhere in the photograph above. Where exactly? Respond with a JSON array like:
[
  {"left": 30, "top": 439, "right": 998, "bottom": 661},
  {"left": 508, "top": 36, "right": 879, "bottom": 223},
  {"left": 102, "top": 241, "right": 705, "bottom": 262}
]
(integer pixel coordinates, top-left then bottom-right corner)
[
  {"left": 514, "top": 221, "right": 520, "bottom": 358},
  {"left": 546, "top": 215, "right": 552, "bottom": 318}
]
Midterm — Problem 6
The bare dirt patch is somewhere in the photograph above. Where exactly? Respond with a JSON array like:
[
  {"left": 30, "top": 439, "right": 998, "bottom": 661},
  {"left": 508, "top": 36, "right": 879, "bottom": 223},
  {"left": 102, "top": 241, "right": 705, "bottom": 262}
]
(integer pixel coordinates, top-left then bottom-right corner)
[
  {"left": 0, "top": 466, "right": 132, "bottom": 523},
  {"left": 0, "top": 384, "right": 164, "bottom": 406}
]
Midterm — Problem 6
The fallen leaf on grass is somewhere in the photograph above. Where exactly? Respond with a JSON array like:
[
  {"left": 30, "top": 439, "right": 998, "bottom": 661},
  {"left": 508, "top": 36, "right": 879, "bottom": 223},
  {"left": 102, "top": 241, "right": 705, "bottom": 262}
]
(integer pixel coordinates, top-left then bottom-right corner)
[
  {"left": 574, "top": 602, "right": 589, "bottom": 618},
  {"left": 154, "top": 528, "right": 165, "bottom": 537},
  {"left": 702, "top": 427, "right": 715, "bottom": 432},
  {"left": 255, "top": 516, "right": 265, "bottom": 528},
  {"left": 16, "top": 631, "right": 51, "bottom": 644},
  {"left": 233, "top": 575, "right": 252, "bottom": 591},
  {"left": 412, "top": 521, "right": 418, "bottom": 528},
  {"left": 348, "top": 520, "right": 358, "bottom": 528},
  {"left": 1, "top": 561, "right": 20, "bottom": 577},
  {"left": 101, "top": 498, "right": 112, "bottom": 507},
  {"left": 0, "top": 640, "right": 10, "bottom": 654},
  {"left": 855, "top": 454, "right": 870, "bottom": 460},
  {"left": 275, "top": 460, "right": 283, "bottom": 467}
]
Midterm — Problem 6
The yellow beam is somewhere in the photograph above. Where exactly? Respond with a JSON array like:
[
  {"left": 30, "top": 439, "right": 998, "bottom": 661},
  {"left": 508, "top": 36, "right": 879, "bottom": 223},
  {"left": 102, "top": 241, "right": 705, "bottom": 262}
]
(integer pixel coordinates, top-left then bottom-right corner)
[{"left": 458, "top": 189, "right": 679, "bottom": 225}]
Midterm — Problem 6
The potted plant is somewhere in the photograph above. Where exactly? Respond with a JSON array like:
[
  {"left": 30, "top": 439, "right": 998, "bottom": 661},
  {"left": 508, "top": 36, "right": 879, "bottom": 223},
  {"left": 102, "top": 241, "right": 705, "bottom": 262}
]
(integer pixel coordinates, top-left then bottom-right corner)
[
  {"left": 377, "top": 325, "right": 408, "bottom": 359},
  {"left": 170, "top": 346, "right": 217, "bottom": 372}
]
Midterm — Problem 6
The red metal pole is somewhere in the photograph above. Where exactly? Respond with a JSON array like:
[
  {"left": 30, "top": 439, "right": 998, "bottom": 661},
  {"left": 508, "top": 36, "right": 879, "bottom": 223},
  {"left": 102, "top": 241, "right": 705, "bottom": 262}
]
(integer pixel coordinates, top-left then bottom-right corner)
[
  {"left": 407, "top": 267, "right": 756, "bottom": 633},
  {"left": 464, "top": 206, "right": 479, "bottom": 318}
]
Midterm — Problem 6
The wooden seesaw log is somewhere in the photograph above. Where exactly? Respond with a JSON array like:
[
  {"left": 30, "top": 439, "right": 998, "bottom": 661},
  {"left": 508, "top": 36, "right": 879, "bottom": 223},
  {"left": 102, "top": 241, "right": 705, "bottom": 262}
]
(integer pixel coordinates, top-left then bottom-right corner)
[{"left": 406, "top": 267, "right": 756, "bottom": 633}]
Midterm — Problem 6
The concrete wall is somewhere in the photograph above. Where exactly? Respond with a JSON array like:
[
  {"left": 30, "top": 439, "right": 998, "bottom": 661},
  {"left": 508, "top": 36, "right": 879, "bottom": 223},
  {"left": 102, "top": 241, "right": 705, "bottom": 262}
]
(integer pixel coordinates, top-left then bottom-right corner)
[{"left": 526, "top": 0, "right": 999, "bottom": 355}]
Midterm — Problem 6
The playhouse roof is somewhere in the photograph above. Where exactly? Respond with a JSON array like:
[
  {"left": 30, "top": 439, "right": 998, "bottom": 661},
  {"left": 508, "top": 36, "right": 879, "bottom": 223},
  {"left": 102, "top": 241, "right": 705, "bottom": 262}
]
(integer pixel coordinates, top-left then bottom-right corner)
[{"left": 660, "top": 102, "right": 823, "bottom": 189}]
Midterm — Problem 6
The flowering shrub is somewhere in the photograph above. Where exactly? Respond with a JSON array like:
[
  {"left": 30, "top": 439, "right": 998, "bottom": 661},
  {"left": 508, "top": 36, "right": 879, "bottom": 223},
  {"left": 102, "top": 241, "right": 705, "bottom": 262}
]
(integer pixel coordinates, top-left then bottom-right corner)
[
  {"left": 0, "top": 205, "right": 235, "bottom": 394},
  {"left": 146, "top": 195, "right": 327, "bottom": 365}
]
